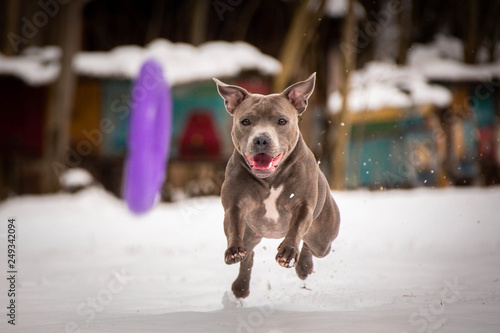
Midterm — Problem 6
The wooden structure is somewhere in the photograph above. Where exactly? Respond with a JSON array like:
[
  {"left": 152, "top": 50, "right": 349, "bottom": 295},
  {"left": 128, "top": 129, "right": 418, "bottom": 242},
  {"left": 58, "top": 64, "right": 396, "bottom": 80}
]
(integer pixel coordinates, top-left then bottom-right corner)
[
  {"left": 439, "top": 82, "right": 500, "bottom": 185},
  {"left": 343, "top": 105, "right": 446, "bottom": 189},
  {"left": 69, "top": 74, "right": 273, "bottom": 199},
  {"left": 0, "top": 76, "right": 48, "bottom": 196}
]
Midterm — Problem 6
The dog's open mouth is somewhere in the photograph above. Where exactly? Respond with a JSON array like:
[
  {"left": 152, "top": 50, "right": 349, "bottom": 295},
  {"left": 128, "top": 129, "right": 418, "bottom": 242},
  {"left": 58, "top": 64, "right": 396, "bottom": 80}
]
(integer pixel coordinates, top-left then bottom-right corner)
[{"left": 245, "top": 152, "right": 284, "bottom": 173}]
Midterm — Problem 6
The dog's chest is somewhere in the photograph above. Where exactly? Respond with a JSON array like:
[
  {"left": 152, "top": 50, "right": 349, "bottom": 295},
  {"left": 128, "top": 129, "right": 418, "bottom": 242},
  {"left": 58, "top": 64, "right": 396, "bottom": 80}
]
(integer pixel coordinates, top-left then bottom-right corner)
[{"left": 246, "top": 185, "right": 293, "bottom": 239}]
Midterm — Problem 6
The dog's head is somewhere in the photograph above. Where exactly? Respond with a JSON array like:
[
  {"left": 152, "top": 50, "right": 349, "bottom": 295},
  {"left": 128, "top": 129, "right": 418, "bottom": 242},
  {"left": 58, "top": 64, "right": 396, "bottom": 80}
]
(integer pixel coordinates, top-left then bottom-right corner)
[{"left": 214, "top": 73, "right": 316, "bottom": 178}]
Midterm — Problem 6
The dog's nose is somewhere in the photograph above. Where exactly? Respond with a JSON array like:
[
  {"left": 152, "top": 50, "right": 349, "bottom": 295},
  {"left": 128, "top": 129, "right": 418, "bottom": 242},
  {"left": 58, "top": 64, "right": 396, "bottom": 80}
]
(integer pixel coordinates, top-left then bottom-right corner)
[{"left": 253, "top": 135, "right": 270, "bottom": 151}]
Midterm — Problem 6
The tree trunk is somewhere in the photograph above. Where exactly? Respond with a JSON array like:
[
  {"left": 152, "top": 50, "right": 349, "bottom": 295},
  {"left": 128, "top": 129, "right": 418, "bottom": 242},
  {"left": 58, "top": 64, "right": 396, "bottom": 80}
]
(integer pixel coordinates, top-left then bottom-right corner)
[
  {"left": 489, "top": 26, "right": 498, "bottom": 63},
  {"left": 146, "top": 0, "right": 166, "bottom": 44},
  {"left": 460, "top": 0, "right": 499, "bottom": 64},
  {"left": 3, "top": 0, "right": 21, "bottom": 55},
  {"left": 189, "top": 0, "right": 210, "bottom": 46},
  {"left": 331, "top": 0, "right": 357, "bottom": 190},
  {"left": 463, "top": 0, "right": 479, "bottom": 64},
  {"left": 396, "top": 0, "right": 412, "bottom": 65},
  {"left": 273, "top": 0, "right": 326, "bottom": 92},
  {"left": 233, "top": 0, "right": 262, "bottom": 41},
  {"left": 485, "top": 1, "right": 500, "bottom": 63},
  {"left": 42, "top": 0, "right": 84, "bottom": 192}
]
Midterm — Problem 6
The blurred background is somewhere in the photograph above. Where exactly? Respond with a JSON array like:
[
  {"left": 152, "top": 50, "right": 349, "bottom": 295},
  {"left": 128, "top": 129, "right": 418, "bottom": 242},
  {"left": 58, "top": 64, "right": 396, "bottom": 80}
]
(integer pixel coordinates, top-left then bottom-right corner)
[{"left": 1, "top": 0, "right": 499, "bottom": 201}]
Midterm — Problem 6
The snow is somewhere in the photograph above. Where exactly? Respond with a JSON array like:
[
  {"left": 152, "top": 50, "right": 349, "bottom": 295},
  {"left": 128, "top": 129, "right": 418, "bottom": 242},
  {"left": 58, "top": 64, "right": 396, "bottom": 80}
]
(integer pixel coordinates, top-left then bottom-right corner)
[
  {"left": 0, "top": 40, "right": 280, "bottom": 87},
  {"left": 408, "top": 34, "right": 500, "bottom": 82},
  {"left": 0, "top": 46, "right": 61, "bottom": 86},
  {"left": 328, "top": 34, "right": 500, "bottom": 114},
  {"left": 324, "top": 0, "right": 348, "bottom": 17},
  {"left": 324, "top": 0, "right": 365, "bottom": 18},
  {"left": 328, "top": 62, "right": 452, "bottom": 113},
  {"left": 59, "top": 168, "right": 94, "bottom": 189},
  {"left": 73, "top": 39, "right": 282, "bottom": 86},
  {"left": 1, "top": 185, "right": 499, "bottom": 332}
]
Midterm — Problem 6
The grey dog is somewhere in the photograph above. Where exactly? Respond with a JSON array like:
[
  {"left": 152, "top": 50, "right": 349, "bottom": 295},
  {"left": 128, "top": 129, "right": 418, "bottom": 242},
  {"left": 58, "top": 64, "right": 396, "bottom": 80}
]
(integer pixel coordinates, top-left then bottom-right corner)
[{"left": 214, "top": 73, "right": 340, "bottom": 298}]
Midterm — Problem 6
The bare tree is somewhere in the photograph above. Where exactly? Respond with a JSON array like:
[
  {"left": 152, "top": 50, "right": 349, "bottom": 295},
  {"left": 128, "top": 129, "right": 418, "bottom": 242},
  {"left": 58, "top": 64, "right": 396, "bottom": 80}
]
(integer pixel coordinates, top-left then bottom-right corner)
[
  {"left": 458, "top": 0, "right": 500, "bottom": 64},
  {"left": 42, "top": 0, "right": 85, "bottom": 192},
  {"left": 189, "top": 0, "right": 210, "bottom": 45},
  {"left": 273, "top": 0, "right": 326, "bottom": 92},
  {"left": 331, "top": 0, "right": 358, "bottom": 190},
  {"left": 396, "top": 0, "right": 412, "bottom": 64}
]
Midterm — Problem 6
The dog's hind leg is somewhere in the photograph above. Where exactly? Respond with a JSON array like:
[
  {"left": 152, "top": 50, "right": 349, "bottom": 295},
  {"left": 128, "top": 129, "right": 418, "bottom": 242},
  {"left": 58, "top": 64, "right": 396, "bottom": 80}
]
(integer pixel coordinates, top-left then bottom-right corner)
[
  {"left": 295, "top": 242, "right": 314, "bottom": 280},
  {"left": 231, "top": 226, "right": 262, "bottom": 298},
  {"left": 296, "top": 196, "right": 340, "bottom": 280}
]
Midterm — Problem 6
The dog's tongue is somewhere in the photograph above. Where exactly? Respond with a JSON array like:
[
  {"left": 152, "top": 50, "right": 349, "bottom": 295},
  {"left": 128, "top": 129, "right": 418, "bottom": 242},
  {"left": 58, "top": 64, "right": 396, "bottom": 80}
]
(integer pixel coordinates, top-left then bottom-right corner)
[{"left": 253, "top": 153, "right": 273, "bottom": 170}]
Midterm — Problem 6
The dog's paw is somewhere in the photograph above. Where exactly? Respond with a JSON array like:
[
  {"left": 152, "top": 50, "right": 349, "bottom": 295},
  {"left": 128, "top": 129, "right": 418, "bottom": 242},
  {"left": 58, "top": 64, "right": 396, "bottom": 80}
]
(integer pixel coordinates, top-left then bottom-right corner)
[
  {"left": 295, "top": 256, "right": 314, "bottom": 280},
  {"left": 275, "top": 244, "right": 298, "bottom": 268},
  {"left": 231, "top": 279, "right": 250, "bottom": 299},
  {"left": 224, "top": 245, "right": 246, "bottom": 265}
]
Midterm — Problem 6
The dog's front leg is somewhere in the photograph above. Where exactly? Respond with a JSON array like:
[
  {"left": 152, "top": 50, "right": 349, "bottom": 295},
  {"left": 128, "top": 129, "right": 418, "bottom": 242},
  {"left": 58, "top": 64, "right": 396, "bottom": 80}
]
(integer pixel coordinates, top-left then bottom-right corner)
[
  {"left": 223, "top": 206, "right": 247, "bottom": 265},
  {"left": 276, "top": 203, "right": 313, "bottom": 268}
]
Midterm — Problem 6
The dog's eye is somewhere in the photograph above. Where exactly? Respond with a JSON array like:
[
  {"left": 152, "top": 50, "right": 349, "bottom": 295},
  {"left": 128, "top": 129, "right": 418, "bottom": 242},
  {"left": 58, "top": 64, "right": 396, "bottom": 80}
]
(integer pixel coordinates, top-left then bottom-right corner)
[
  {"left": 241, "top": 119, "right": 251, "bottom": 126},
  {"left": 278, "top": 118, "right": 288, "bottom": 125}
]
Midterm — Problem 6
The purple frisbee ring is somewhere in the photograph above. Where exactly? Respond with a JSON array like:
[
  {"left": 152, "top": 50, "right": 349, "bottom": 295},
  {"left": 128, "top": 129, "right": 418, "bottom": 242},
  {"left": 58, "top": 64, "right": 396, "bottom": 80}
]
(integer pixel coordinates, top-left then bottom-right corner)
[{"left": 124, "top": 59, "right": 172, "bottom": 214}]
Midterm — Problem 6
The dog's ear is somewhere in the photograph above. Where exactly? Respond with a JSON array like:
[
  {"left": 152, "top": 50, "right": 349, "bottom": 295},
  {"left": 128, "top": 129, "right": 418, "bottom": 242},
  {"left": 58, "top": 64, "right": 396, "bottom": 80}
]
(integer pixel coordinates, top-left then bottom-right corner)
[
  {"left": 282, "top": 73, "right": 316, "bottom": 114},
  {"left": 213, "top": 78, "right": 249, "bottom": 115}
]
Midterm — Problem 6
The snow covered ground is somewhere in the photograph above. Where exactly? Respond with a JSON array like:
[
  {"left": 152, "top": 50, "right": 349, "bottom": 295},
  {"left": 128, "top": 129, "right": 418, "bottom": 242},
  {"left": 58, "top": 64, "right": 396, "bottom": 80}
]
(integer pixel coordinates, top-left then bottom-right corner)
[{"left": 0, "top": 186, "right": 499, "bottom": 332}]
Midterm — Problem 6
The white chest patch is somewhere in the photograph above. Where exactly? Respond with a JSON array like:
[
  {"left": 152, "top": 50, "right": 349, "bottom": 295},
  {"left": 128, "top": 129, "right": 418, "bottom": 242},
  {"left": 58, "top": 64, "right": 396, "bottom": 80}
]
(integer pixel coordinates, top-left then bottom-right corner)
[{"left": 263, "top": 185, "right": 283, "bottom": 223}]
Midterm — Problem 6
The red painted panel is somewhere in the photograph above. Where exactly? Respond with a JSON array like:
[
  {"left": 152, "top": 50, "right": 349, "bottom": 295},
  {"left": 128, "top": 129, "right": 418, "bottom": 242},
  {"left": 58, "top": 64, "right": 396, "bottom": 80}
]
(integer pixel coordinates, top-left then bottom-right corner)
[{"left": 179, "top": 110, "right": 221, "bottom": 159}]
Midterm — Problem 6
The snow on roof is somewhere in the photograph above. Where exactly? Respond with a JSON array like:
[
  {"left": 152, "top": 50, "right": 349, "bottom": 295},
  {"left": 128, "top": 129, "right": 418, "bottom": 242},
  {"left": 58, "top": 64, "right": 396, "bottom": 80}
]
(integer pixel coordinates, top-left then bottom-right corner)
[
  {"left": 0, "top": 40, "right": 280, "bottom": 86},
  {"left": 328, "top": 61, "right": 452, "bottom": 114},
  {"left": 408, "top": 34, "right": 500, "bottom": 82},
  {"left": 0, "top": 46, "right": 61, "bottom": 86},
  {"left": 324, "top": 0, "right": 365, "bottom": 18},
  {"left": 73, "top": 39, "right": 282, "bottom": 85}
]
